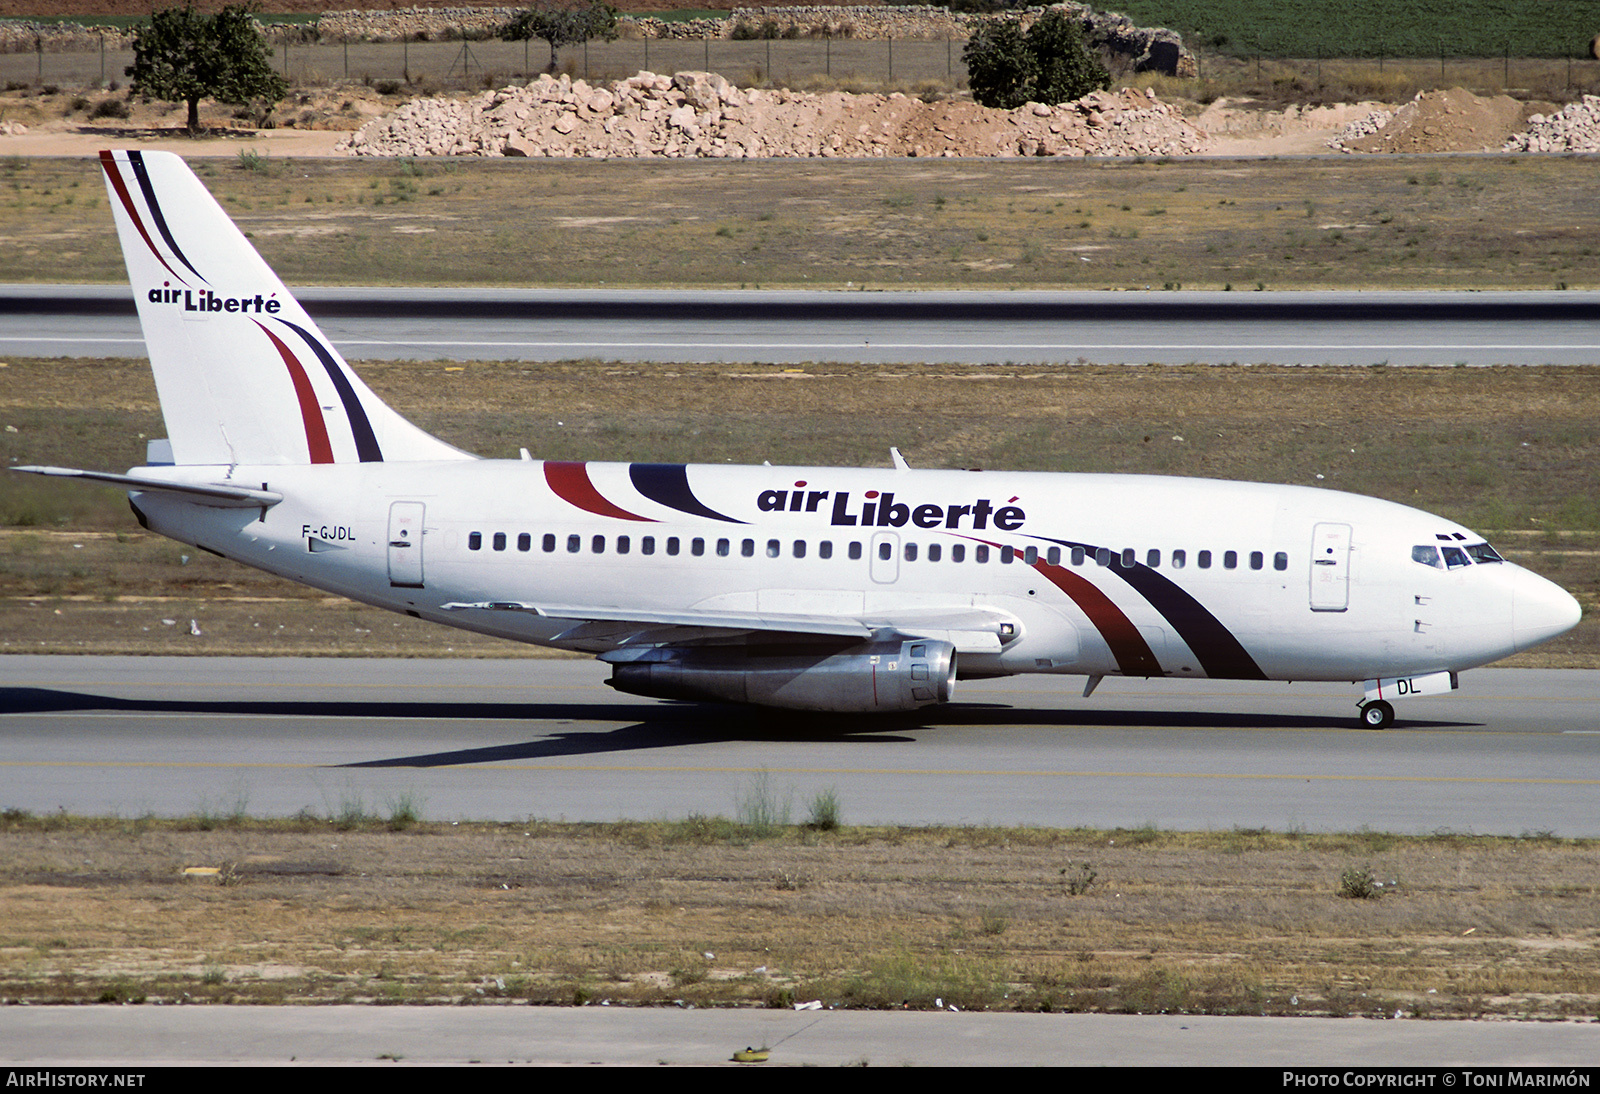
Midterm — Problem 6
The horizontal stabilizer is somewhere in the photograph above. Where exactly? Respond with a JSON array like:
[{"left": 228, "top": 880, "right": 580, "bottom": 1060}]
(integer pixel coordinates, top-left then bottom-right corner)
[{"left": 11, "top": 466, "right": 282, "bottom": 508}]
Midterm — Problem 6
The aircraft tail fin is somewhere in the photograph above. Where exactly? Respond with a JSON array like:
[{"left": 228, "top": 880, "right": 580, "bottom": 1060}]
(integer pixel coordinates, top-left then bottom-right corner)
[{"left": 99, "top": 149, "right": 472, "bottom": 466}]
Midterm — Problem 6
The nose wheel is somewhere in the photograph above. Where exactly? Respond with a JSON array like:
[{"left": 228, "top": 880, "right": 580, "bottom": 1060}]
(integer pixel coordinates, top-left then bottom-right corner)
[{"left": 1359, "top": 700, "right": 1395, "bottom": 729}]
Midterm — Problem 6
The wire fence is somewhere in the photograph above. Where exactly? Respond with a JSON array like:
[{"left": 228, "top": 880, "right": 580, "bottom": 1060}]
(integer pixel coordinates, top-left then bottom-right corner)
[{"left": 2, "top": 37, "right": 1597, "bottom": 98}]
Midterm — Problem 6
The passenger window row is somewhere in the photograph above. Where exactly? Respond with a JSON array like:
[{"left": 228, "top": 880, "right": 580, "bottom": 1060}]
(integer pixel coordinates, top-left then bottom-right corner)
[{"left": 464, "top": 532, "right": 1291, "bottom": 572}]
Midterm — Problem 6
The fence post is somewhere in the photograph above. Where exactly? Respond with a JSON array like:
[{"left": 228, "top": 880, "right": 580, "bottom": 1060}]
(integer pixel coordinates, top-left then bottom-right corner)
[
  {"left": 888, "top": 36, "right": 893, "bottom": 82},
  {"left": 282, "top": 41, "right": 288, "bottom": 79},
  {"left": 344, "top": 34, "right": 349, "bottom": 79},
  {"left": 643, "top": 35, "right": 648, "bottom": 72},
  {"left": 826, "top": 34, "right": 831, "bottom": 78},
  {"left": 704, "top": 34, "right": 709, "bottom": 71},
  {"left": 100, "top": 35, "right": 105, "bottom": 84}
]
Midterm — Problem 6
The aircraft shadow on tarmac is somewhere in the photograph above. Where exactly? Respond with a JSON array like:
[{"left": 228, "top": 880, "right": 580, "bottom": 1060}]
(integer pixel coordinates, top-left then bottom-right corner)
[{"left": 0, "top": 686, "right": 1478, "bottom": 768}]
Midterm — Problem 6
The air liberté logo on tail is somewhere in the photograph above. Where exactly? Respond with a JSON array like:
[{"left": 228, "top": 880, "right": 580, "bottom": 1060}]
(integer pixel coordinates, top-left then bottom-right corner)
[
  {"left": 149, "top": 283, "right": 282, "bottom": 314},
  {"left": 757, "top": 482, "right": 1026, "bottom": 530}
]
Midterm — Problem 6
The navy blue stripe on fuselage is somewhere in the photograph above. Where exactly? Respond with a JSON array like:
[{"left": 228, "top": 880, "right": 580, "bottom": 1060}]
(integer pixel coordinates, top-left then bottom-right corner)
[
  {"left": 126, "top": 151, "right": 208, "bottom": 286},
  {"left": 272, "top": 318, "right": 384, "bottom": 463},
  {"left": 628, "top": 464, "right": 744, "bottom": 523},
  {"left": 1043, "top": 538, "right": 1267, "bottom": 681}
]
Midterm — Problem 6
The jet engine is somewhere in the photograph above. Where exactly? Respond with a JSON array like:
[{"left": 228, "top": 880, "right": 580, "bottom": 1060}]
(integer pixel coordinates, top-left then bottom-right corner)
[{"left": 604, "top": 637, "right": 956, "bottom": 712}]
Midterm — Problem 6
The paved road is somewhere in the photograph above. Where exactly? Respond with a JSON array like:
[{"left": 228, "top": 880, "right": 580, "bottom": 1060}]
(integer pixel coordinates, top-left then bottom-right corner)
[
  {"left": 6, "top": 286, "right": 1600, "bottom": 365},
  {"left": 2, "top": 1007, "right": 1596, "bottom": 1066},
  {"left": 1, "top": 656, "right": 1594, "bottom": 835}
]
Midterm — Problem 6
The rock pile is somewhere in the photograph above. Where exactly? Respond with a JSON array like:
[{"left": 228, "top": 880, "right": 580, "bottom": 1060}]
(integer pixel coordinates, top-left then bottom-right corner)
[
  {"left": 1503, "top": 95, "right": 1600, "bottom": 152},
  {"left": 1331, "top": 87, "right": 1529, "bottom": 154},
  {"left": 337, "top": 69, "right": 1208, "bottom": 159}
]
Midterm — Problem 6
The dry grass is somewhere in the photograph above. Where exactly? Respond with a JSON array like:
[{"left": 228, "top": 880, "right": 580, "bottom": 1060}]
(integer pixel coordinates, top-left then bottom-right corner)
[
  {"left": 0, "top": 814, "right": 1595, "bottom": 1016},
  {"left": 1, "top": 154, "right": 1597, "bottom": 291},
  {"left": 3, "top": 357, "right": 1596, "bottom": 663}
]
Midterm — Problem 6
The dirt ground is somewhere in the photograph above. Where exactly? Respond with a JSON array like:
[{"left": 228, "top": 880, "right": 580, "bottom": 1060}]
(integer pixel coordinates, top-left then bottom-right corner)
[
  {"left": 0, "top": 80, "right": 1543, "bottom": 159},
  {"left": 2, "top": 817, "right": 1596, "bottom": 1016}
]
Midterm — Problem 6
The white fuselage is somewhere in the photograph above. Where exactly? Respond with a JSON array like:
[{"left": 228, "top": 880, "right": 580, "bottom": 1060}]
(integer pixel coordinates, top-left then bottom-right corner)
[{"left": 126, "top": 459, "right": 1578, "bottom": 685}]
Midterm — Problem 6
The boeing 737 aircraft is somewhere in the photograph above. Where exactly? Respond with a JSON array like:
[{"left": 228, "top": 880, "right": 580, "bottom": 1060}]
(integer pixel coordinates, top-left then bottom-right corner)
[{"left": 17, "top": 151, "right": 1582, "bottom": 728}]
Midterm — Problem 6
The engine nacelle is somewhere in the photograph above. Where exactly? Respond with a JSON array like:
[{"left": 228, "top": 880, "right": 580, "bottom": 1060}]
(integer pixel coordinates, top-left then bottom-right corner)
[{"left": 604, "top": 637, "right": 957, "bottom": 712}]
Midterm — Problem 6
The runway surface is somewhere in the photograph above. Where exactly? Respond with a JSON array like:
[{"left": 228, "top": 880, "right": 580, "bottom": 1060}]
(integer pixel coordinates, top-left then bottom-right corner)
[
  {"left": 1, "top": 656, "right": 1594, "bottom": 834},
  {"left": 6, "top": 286, "right": 1600, "bottom": 365},
  {"left": 3, "top": 1007, "right": 1596, "bottom": 1066}
]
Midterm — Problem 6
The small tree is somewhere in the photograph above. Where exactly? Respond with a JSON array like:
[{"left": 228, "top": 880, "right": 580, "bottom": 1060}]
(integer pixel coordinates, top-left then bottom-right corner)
[
  {"left": 501, "top": 2, "right": 620, "bottom": 72},
  {"left": 127, "top": 5, "right": 287, "bottom": 136},
  {"left": 962, "top": 10, "right": 1109, "bottom": 110}
]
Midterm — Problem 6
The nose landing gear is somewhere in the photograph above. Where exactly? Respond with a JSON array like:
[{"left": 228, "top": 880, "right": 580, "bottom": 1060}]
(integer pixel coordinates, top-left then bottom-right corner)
[{"left": 1359, "top": 699, "right": 1395, "bottom": 729}]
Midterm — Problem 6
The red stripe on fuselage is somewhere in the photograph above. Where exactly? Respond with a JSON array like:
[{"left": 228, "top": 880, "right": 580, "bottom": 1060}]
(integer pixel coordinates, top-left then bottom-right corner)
[
  {"left": 1032, "top": 560, "right": 1163, "bottom": 677},
  {"left": 98, "top": 151, "right": 187, "bottom": 287},
  {"left": 254, "top": 321, "right": 334, "bottom": 464},
  {"left": 544, "top": 462, "right": 654, "bottom": 521}
]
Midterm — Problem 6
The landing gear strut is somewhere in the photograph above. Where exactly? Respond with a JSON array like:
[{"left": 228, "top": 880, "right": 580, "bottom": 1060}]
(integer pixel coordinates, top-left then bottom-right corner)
[{"left": 1359, "top": 700, "right": 1395, "bottom": 730}]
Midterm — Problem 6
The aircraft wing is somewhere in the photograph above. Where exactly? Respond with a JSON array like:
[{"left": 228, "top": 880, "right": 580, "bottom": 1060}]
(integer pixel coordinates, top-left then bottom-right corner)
[
  {"left": 438, "top": 600, "right": 1014, "bottom": 653},
  {"left": 11, "top": 466, "right": 283, "bottom": 508}
]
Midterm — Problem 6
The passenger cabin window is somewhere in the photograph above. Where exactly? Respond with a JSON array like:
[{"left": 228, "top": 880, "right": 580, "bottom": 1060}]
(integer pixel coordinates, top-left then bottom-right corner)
[
  {"left": 542, "top": 534, "right": 556, "bottom": 552},
  {"left": 848, "top": 542, "right": 863, "bottom": 560},
  {"left": 1198, "top": 550, "right": 1212, "bottom": 569},
  {"left": 641, "top": 537, "right": 655, "bottom": 555},
  {"left": 691, "top": 538, "right": 705, "bottom": 556},
  {"left": 793, "top": 540, "right": 806, "bottom": 559},
  {"left": 767, "top": 539, "right": 781, "bottom": 558},
  {"left": 567, "top": 534, "right": 581, "bottom": 553},
  {"left": 1223, "top": 550, "right": 1237, "bottom": 570},
  {"left": 975, "top": 545, "right": 990, "bottom": 563},
  {"left": 1172, "top": 549, "right": 1186, "bottom": 569},
  {"left": 1147, "top": 549, "right": 1161, "bottom": 568},
  {"left": 517, "top": 533, "right": 531, "bottom": 552},
  {"left": 951, "top": 544, "right": 966, "bottom": 563},
  {"left": 717, "top": 538, "right": 731, "bottom": 557},
  {"left": 904, "top": 543, "right": 918, "bottom": 562},
  {"left": 928, "top": 544, "right": 942, "bottom": 562},
  {"left": 1047, "top": 546, "right": 1060, "bottom": 566},
  {"left": 1120, "top": 548, "right": 1135, "bottom": 568},
  {"left": 468, "top": 532, "right": 482, "bottom": 551},
  {"left": 492, "top": 532, "right": 506, "bottom": 552},
  {"left": 1274, "top": 551, "right": 1289, "bottom": 571},
  {"left": 819, "top": 541, "right": 833, "bottom": 559},
  {"left": 591, "top": 535, "right": 604, "bottom": 554},
  {"left": 668, "top": 537, "right": 681, "bottom": 556},
  {"left": 616, "top": 535, "right": 630, "bottom": 555},
  {"left": 1071, "top": 546, "right": 1085, "bottom": 566},
  {"left": 1095, "top": 548, "right": 1111, "bottom": 567},
  {"left": 1250, "top": 551, "right": 1264, "bottom": 570}
]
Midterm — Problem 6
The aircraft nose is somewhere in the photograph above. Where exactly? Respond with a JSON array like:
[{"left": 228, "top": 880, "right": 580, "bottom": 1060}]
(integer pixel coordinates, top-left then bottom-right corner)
[{"left": 1513, "top": 571, "right": 1582, "bottom": 652}]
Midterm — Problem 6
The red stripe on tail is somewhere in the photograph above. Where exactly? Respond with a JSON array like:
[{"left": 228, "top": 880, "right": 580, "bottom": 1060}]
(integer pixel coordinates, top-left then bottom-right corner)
[{"left": 255, "top": 321, "right": 334, "bottom": 464}]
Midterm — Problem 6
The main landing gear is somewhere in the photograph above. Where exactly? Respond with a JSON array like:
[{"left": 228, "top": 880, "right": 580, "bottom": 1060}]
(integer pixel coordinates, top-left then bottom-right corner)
[{"left": 1358, "top": 700, "right": 1395, "bottom": 730}]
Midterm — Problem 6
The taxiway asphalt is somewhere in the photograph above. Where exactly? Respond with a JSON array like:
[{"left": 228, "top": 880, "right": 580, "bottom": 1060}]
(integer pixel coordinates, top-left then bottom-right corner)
[
  {"left": 5, "top": 286, "right": 1600, "bottom": 365},
  {"left": 1, "top": 656, "right": 1594, "bottom": 835}
]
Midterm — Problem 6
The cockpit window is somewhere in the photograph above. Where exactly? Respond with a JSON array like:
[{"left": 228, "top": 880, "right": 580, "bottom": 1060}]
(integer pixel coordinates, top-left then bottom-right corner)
[
  {"left": 1412, "top": 545, "right": 1442, "bottom": 568},
  {"left": 1441, "top": 545, "right": 1470, "bottom": 569},
  {"left": 1465, "top": 541, "right": 1504, "bottom": 564}
]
